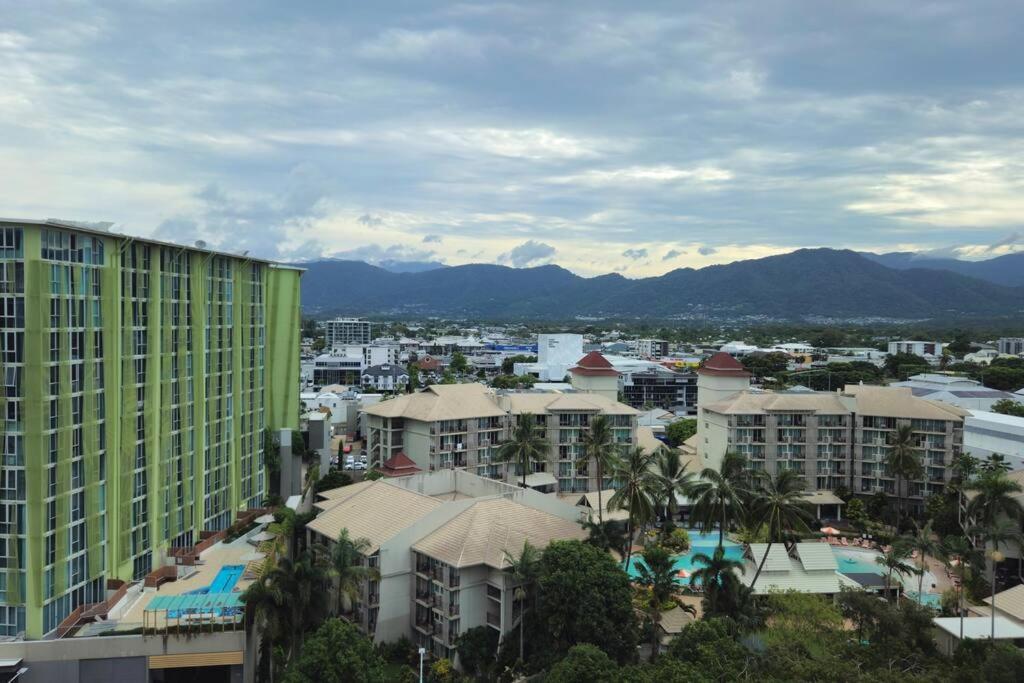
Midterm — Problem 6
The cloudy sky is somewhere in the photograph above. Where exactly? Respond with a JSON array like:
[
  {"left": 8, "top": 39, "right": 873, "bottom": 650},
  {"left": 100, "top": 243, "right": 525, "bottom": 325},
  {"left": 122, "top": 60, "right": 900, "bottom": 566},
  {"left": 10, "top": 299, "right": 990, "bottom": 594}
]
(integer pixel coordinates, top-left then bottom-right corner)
[{"left": 3, "top": 1, "right": 1024, "bottom": 276}]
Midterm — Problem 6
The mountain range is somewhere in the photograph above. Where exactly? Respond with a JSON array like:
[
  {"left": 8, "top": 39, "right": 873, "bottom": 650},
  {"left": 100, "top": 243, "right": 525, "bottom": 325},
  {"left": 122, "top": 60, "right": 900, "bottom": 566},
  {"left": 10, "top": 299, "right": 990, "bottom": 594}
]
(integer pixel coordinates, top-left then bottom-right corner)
[{"left": 296, "top": 248, "right": 1024, "bottom": 320}]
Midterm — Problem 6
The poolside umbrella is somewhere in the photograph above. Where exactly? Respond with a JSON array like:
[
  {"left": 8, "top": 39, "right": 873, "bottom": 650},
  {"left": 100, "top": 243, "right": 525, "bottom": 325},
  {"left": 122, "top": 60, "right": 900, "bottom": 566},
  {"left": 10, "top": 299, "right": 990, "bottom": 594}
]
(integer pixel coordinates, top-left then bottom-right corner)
[
  {"left": 820, "top": 526, "right": 840, "bottom": 536},
  {"left": 255, "top": 514, "right": 275, "bottom": 524},
  {"left": 676, "top": 569, "right": 690, "bottom": 579},
  {"left": 249, "top": 531, "right": 276, "bottom": 545}
]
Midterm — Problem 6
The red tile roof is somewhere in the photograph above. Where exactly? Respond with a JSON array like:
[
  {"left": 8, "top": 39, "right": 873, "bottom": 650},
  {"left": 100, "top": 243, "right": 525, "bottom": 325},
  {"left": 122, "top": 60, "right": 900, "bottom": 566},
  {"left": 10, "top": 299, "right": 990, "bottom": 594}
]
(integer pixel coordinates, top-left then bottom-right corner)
[
  {"left": 379, "top": 452, "right": 422, "bottom": 478},
  {"left": 570, "top": 351, "right": 619, "bottom": 377},
  {"left": 697, "top": 352, "right": 751, "bottom": 378}
]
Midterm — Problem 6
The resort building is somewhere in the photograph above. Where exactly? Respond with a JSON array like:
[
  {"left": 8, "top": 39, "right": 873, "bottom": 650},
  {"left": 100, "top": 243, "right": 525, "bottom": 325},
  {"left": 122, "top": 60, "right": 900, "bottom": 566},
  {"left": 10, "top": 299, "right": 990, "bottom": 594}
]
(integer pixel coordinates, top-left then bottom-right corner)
[
  {"left": 361, "top": 384, "right": 639, "bottom": 494},
  {"left": 696, "top": 354, "right": 966, "bottom": 516},
  {"left": 0, "top": 218, "right": 301, "bottom": 639},
  {"left": 740, "top": 543, "right": 856, "bottom": 596},
  {"left": 305, "top": 471, "right": 586, "bottom": 666}
]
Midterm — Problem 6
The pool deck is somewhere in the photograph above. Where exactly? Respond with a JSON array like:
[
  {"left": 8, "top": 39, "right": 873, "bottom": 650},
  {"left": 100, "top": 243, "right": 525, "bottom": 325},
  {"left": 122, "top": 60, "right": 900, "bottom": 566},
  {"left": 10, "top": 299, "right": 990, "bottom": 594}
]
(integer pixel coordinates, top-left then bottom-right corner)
[{"left": 114, "top": 534, "right": 259, "bottom": 631}]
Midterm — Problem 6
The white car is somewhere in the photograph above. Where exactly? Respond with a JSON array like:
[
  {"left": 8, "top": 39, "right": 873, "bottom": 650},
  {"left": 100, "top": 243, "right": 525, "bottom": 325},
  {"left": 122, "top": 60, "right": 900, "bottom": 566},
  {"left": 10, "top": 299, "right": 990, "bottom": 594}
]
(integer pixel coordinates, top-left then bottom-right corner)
[
  {"left": 353, "top": 461, "right": 367, "bottom": 471},
  {"left": 344, "top": 456, "right": 355, "bottom": 470}
]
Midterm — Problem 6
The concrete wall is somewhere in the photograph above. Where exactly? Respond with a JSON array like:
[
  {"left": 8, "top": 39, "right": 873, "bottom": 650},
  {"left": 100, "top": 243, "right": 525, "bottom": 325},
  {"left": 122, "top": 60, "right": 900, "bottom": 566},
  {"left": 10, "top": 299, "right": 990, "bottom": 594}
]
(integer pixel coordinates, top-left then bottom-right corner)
[
  {"left": 0, "top": 631, "right": 245, "bottom": 683},
  {"left": 699, "top": 409, "right": 731, "bottom": 472}
]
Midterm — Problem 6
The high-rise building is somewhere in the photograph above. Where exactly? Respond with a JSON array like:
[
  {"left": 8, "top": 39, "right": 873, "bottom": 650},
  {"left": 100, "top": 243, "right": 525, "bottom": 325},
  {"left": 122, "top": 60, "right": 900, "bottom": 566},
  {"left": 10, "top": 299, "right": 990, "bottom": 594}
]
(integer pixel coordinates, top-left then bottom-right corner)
[
  {"left": 324, "top": 317, "right": 372, "bottom": 346},
  {"left": 997, "top": 338, "right": 1024, "bottom": 356},
  {"left": 0, "top": 219, "right": 300, "bottom": 639}
]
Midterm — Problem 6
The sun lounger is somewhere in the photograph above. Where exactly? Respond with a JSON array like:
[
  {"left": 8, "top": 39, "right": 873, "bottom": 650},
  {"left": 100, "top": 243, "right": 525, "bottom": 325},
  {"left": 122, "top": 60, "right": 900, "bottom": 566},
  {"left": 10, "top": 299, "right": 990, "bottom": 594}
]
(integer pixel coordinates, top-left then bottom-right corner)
[{"left": 840, "top": 537, "right": 849, "bottom": 546}]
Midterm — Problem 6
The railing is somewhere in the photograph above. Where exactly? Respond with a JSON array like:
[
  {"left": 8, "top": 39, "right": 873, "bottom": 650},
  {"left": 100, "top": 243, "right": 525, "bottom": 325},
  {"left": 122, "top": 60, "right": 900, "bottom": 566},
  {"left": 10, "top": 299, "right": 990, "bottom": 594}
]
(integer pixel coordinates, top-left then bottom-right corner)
[{"left": 486, "top": 612, "right": 500, "bottom": 627}]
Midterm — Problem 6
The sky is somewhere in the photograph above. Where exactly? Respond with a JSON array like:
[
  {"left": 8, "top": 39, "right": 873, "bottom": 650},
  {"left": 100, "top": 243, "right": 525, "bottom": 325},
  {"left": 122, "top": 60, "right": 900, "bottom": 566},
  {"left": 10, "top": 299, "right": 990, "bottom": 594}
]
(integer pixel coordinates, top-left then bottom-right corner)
[{"left": 3, "top": 1, "right": 1024, "bottom": 277}]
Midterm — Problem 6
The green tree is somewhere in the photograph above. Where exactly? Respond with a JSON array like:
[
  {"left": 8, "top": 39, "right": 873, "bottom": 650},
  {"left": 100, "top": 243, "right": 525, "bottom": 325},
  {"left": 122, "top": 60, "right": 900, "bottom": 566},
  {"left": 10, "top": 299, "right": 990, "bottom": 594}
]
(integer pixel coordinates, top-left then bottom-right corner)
[
  {"left": 579, "top": 518, "right": 629, "bottom": 557},
  {"left": 545, "top": 644, "right": 618, "bottom": 683},
  {"left": 454, "top": 626, "right": 498, "bottom": 681},
  {"left": 846, "top": 498, "right": 868, "bottom": 533},
  {"left": 270, "top": 553, "right": 330, "bottom": 661},
  {"left": 991, "top": 398, "right": 1024, "bottom": 417},
  {"left": 500, "top": 354, "right": 536, "bottom": 375},
  {"left": 875, "top": 545, "right": 916, "bottom": 603},
  {"left": 315, "top": 469, "right": 352, "bottom": 494},
  {"left": 884, "top": 351, "right": 929, "bottom": 378},
  {"left": 633, "top": 544, "right": 694, "bottom": 659},
  {"left": 282, "top": 618, "right": 386, "bottom": 683},
  {"left": 531, "top": 541, "right": 639, "bottom": 666},
  {"left": 885, "top": 424, "right": 922, "bottom": 530},
  {"left": 689, "top": 546, "right": 744, "bottom": 616},
  {"left": 502, "top": 540, "right": 542, "bottom": 665},
  {"left": 981, "top": 453, "right": 1012, "bottom": 474},
  {"left": 495, "top": 413, "right": 551, "bottom": 488},
  {"left": 664, "top": 617, "right": 750, "bottom": 679},
  {"left": 664, "top": 419, "right": 697, "bottom": 447},
  {"left": 407, "top": 363, "right": 419, "bottom": 392},
  {"left": 966, "top": 470, "right": 1024, "bottom": 528},
  {"left": 946, "top": 330, "right": 972, "bottom": 356},
  {"left": 651, "top": 450, "right": 695, "bottom": 533},
  {"left": 241, "top": 573, "right": 287, "bottom": 682},
  {"left": 316, "top": 529, "right": 379, "bottom": 616},
  {"left": 904, "top": 520, "right": 940, "bottom": 605},
  {"left": 449, "top": 351, "right": 469, "bottom": 374},
  {"left": 973, "top": 518, "right": 1024, "bottom": 641},
  {"left": 608, "top": 446, "right": 657, "bottom": 567},
  {"left": 941, "top": 535, "right": 981, "bottom": 642},
  {"left": 580, "top": 415, "right": 621, "bottom": 525},
  {"left": 749, "top": 469, "right": 814, "bottom": 590},
  {"left": 689, "top": 452, "right": 748, "bottom": 550}
]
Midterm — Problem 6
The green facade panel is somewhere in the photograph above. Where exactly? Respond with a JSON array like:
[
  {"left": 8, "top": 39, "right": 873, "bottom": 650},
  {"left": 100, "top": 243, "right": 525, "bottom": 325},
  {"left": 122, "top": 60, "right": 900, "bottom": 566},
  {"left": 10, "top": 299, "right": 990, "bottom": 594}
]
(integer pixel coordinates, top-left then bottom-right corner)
[{"left": 0, "top": 220, "right": 300, "bottom": 639}]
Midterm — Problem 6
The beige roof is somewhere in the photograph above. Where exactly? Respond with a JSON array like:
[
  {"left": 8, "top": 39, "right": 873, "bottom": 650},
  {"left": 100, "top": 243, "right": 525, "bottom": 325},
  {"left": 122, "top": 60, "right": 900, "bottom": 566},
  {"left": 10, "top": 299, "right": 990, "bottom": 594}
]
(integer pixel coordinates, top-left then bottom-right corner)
[
  {"left": 984, "top": 583, "right": 1024, "bottom": 621},
  {"left": 412, "top": 498, "right": 586, "bottom": 569},
  {"left": 306, "top": 480, "right": 442, "bottom": 552},
  {"left": 705, "top": 390, "right": 850, "bottom": 416},
  {"left": 747, "top": 543, "right": 791, "bottom": 572},
  {"left": 314, "top": 480, "right": 377, "bottom": 511},
  {"left": 502, "top": 391, "right": 638, "bottom": 416},
  {"left": 802, "top": 490, "right": 844, "bottom": 506},
  {"left": 793, "top": 543, "right": 839, "bottom": 571},
  {"left": 657, "top": 604, "right": 697, "bottom": 634},
  {"left": 578, "top": 490, "right": 630, "bottom": 521},
  {"left": 362, "top": 384, "right": 506, "bottom": 422},
  {"left": 637, "top": 426, "right": 670, "bottom": 455},
  {"left": 681, "top": 434, "right": 699, "bottom": 455},
  {"left": 842, "top": 385, "right": 968, "bottom": 421}
]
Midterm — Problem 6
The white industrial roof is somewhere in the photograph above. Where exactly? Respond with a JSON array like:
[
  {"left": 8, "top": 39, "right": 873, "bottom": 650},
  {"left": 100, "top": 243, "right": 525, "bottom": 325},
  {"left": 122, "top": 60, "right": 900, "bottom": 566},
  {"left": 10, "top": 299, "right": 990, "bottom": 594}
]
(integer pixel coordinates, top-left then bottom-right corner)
[{"left": 933, "top": 616, "right": 1024, "bottom": 640}]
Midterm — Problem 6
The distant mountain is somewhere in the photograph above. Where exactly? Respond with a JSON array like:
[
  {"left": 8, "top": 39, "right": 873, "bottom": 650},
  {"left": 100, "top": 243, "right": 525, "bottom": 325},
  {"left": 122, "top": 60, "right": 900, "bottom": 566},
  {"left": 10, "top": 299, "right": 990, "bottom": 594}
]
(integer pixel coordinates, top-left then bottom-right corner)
[
  {"left": 296, "top": 249, "right": 1024, "bottom": 320},
  {"left": 862, "top": 251, "right": 1024, "bottom": 287},
  {"left": 376, "top": 260, "right": 447, "bottom": 274}
]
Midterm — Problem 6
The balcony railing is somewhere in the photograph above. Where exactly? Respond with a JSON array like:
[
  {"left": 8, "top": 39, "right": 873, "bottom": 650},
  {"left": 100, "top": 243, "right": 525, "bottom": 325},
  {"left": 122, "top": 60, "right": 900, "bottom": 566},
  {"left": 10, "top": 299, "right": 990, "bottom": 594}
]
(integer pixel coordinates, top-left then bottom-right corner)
[{"left": 486, "top": 612, "right": 500, "bottom": 628}]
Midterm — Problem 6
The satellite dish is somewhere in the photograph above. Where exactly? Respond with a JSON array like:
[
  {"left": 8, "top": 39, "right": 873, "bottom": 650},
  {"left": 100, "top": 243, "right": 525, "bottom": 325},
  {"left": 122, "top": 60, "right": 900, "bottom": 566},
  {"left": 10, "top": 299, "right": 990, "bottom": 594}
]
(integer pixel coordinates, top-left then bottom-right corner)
[{"left": 194, "top": 240, "right": 207, "bottom": 249}]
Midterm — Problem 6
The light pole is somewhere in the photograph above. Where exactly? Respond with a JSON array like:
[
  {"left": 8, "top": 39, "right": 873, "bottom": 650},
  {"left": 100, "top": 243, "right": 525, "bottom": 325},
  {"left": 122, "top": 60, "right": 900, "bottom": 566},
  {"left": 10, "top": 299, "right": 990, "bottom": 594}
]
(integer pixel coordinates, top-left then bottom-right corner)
[{"left": 418, "top": 646, "right": 426, "bottom": 683}]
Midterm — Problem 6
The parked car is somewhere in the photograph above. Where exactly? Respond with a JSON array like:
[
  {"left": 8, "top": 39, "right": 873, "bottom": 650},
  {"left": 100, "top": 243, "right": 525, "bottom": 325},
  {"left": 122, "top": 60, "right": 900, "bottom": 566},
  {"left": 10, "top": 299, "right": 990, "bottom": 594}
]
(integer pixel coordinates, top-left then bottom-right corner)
[
  {"left": 344, "top": 456, "right": 355, "bottom": 470},
  {"left": 353, "top": 461, "right": 367, "bottom": 471}
]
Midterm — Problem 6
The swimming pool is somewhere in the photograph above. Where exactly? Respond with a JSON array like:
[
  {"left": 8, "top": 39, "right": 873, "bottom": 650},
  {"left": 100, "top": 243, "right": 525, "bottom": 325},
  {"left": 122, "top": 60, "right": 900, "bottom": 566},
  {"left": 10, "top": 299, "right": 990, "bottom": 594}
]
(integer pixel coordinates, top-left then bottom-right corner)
[
  {"left": 832, "top": 547, "right": 884, "bottom": 575},
  {"left": 169, "top": 564, "right": 245, "bottom": 618},
  {"left": 625, "top": 530, "right": 744, "bottom": 582}
]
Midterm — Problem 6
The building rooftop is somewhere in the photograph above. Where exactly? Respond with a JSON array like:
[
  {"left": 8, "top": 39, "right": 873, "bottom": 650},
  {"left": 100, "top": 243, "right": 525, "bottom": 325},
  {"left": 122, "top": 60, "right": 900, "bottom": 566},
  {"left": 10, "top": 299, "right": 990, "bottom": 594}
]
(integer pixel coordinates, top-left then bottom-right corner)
[
  {"left": 502, "top": 391, "right": 638, "bottom": 416},
  {"left": 983, "top": 583, "right": 1024, "bottom": 622},
  {"left": 740, "top": 542, "right": 843, "bottom": 595},
  {"left": 362, "top": 384, "right": 506, "bottom": 422},
  {"left": 569, "top": 351, "right": 620, "bottom": 377},
  {"left": 412, "top": 498, "right": 586, "bottom": 569},
  {"left": 698, "top": 352, "right": 752, "bottom": 378},
  {"left": 933, "top": 615, "right": 1024, "bottom": 640},
  {"left": 307, "top": 481, "right": 442, "bottom": 551},
  {"left": 705, "top": 390, "right": 850, "bottom": 416},
  {"left": 842, "top": 385, "right": 969, "bottom": 420},
  {"left": 379, "top": 452, "right": 423, "bottom": 478}
]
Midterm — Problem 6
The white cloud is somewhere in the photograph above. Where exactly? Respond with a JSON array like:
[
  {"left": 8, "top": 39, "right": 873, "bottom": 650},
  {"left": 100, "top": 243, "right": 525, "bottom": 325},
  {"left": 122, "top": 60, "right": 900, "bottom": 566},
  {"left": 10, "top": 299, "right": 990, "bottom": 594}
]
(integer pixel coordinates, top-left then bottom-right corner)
[{"left": 549, "top": 164, "right": 733, "bottom": 186}]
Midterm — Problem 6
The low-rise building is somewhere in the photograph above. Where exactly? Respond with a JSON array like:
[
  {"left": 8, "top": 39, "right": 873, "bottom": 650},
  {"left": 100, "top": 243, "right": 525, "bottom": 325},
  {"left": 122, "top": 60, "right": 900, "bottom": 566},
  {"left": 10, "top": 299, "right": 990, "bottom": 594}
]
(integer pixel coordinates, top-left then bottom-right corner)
[
  {"left": 636, "top": 338, "right": 669, "bottom": 360},
  {"left": 621, "top": 366, "right": 698, "bottom": 414},
  {"left": 891, "top": 373, "right": 1021, "bottom": 412},
  {"left": 888, "top": 340, "right": 946, "bottom": 360},
  {"left": 963, "top": 410, "right": 1024, "bottom": 470},
  {"left": 305, "top": 471, "right": 586, "bottom": 666},
  {"left": 362, "top": 364, "right": 410, "bottom": 392},
  {"left": 313, "top": 352, "right": 363, "bottom": 386},
  {"left": 997, "top": 337, "right": 1024, "bottom": 356}
]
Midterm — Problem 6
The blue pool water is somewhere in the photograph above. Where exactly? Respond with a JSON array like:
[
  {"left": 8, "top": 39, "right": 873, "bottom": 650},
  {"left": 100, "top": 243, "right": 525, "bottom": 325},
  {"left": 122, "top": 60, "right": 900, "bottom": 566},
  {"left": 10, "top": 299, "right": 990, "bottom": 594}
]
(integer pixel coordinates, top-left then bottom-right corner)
[
  {"left": 625, "top": 530, "right": 744, "bottom": 582},
  {"left": 907, "top": 591, "right": 943, "bottom": 607},
  {"left": 169, "top": 565, "right": 245, "bottom": 618},
  {"left": 832, "top": 548, "right": 883, "bottom": 575}
]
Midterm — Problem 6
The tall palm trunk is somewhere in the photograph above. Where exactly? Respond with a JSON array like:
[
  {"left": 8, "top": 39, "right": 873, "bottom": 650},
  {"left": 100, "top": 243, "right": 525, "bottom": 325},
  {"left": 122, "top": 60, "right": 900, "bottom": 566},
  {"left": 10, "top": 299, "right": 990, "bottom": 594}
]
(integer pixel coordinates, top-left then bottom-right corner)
[
  {"left": 959, "top": 579, "right": 964, "bottom": 642},
  {"left": 596, "top": 462, "right": 605, "bottom": 525},
  {"left": 650, "top": 608, "right": 660, "bottom": 659},
  {"left": 895, "top": 474, "right": 902, "bottom": 531},
  {"left": 624, "top": 513, "right": 635, "bottom": 568},
  {"left": 719, "top": 501, "right": 726, "bottom": 549},
  {"left": 991, "top": 550, "right": 997, "bottom": 641},
  {"left": 521, "top": 454, "right": 527, "bottom": 488},
  {"left": 750, "top": 541, "right": 773, "bottom": 590},
  {"left": 519, "top": 606, "right": 524, "bottom": 663},
  {"left": 917, "top": 559, "right": 925, "bottom": 605}
]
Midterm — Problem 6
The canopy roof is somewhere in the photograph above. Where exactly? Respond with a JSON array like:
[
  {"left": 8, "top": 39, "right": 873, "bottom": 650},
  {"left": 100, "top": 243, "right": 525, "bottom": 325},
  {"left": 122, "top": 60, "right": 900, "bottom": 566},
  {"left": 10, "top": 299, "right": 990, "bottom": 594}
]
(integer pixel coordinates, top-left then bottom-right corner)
[{"left": 145, "top": 592, "right": 244, "bottom": 613}]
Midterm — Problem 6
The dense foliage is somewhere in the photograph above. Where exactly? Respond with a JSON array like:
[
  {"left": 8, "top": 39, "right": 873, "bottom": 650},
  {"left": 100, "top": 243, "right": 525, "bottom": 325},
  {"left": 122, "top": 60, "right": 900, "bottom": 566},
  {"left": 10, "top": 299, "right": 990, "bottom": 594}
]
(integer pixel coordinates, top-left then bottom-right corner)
[{"left": 664, "top": 418, "right": 697, "bottom": 447}]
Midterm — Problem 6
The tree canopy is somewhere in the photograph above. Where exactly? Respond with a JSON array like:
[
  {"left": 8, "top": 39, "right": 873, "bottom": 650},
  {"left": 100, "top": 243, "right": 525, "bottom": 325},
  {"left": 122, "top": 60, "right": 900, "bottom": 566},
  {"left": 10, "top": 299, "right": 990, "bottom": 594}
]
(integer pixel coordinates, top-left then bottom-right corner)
[{"left": 282, "top": 618, "right": 387, "bottom": 683}]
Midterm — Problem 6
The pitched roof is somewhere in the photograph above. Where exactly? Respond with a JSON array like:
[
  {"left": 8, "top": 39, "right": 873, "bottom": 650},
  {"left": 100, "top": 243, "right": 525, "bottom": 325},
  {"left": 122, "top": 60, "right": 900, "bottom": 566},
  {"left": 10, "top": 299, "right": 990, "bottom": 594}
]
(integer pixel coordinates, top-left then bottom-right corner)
[
  {"left": 411, "top": 498, "right": 586, "bottom": 569},
  {"left": 503, "top": 391, "right": 638, "bottom": 416},
  {"left": 379, "top": 452, "right": 422, "bottom": 478},
  {"left": 747, "top": 543, "right": 791, "bottom": 572},
  {"left": 698, "top": 352, "right": 751, "bottom": 378},
  {"left": 740, "top": 543, "right": 844, "bottom": 595},
  {"left": 570, "top": 351, "right": 619, "bottom": 377},
  {"left": 705, "top": 390, "right": 849, "bottom": 416},
  {"left": 794, "top": 543, "right": 839, "bottom": 571},
  {"left": 362, "top": 384, "right": 506, "bottom": 421},
  {"left": 984, "top": 583, "right": 1024, "bottom": 621},
  {"left": 842, "top": 385, "right": 968, "bottom": 420},
  {"left": 637, "top": 426, "right": 670, "bottom": 455},
  {"left": 306, "top": 480, "right": 442, "bottom": 551}
]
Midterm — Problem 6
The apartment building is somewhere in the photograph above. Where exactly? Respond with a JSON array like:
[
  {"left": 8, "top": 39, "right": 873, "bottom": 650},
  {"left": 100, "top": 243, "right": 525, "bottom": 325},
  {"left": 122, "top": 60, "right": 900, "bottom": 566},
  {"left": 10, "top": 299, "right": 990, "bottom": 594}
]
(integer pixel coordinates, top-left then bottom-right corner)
[
  {"left": 700, "top": 385, "right": 965, "bottom": 515},
  {"left": 0, "top": 219, "right": 300, "bottom": 639},
  {"left": 888, "top": 340, "right": 946, "bottom": 358},
  {"left": 361, "top": 384, "right": 638, "bottom": 493},
  {"left": 361, "top": 364, "right": 410, "bottom": 393},
  {"left": 997, "top": 337, "right": 1024, "bottom": 356},
  {"left": 312, "top": 352, "right": 363, "bottom": 386},
  {"left": 621, "top": 366, "right": 698, "bottom": 414},
  {"left": 305, "top": 471, "right": 586, "bottom": 667},
  {"left": 324, "top": 317, "right": 372, "bottom": 346},
  {"left": 636, "top": 338, "right": 669, "bottom": 360}
]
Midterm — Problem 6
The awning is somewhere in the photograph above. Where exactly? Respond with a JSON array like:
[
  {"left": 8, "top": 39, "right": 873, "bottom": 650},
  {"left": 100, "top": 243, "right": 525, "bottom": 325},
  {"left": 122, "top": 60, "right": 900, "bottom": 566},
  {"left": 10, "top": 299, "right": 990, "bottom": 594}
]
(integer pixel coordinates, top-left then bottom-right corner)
[{"left": 523, "top": 472, "right": 558, "bottom": 488}]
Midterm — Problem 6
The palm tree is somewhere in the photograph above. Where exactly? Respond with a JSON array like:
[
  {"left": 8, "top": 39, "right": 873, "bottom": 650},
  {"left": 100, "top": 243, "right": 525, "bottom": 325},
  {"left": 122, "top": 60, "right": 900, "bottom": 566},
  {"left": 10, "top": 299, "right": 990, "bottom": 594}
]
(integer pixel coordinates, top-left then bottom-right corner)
[
  {"left": 689, "top": 546, "right": 745, "bottom": 616},
  {"left": 503, "top": 541, "right": 542, "bottom": 665},
  {"left": 608, "top": 446, "right": 657, "bottom": 568},
  {"left": 580, "top": 518, "right": 629, "bottom": 557},
  {"left": 689, "top": 461, "right": 746, "bottom": 550},
  {"left": 904, "top": 520, "right": 940, "bottom": 605},
  {"left": 748, "top": 469, "right": 814, "bottom": 590},
  {"left": 875, "top": 545, "right": 917, "bottom": 604},
  {"left": 652, "top": 449, "right": 696, "bottom": 532},
  {"left": 885, "top": 424, "right": 922, "bottom": 531},
  {"left": 266, "top": 553, "right": 329, "bottom": 661},
  {"left": 315, "top": 528, "right": 379, "bottom": 616},
  {"left": 972, "top": 518, "right": 1024, "bottom": 641},
  {"left": 634, "top": 544, "right": 695, "bottom": 659},
  {"left": 980, "top": 453, "right": 1011, "bottom": 474},
  {"left": 941, "top": 535, "right": 979, "bottom": 643},
  {"left": 966, "top": 471, "right": 1024, "bottom": 529},
  {"left": 496, "top": 413, "right": 550, "bottom": 488},
  {"left": 241, "top": 575, "right": 286, "bottom": 683},
  {"left": 580, "top": 415, "right": 620, "bottom": 524}
]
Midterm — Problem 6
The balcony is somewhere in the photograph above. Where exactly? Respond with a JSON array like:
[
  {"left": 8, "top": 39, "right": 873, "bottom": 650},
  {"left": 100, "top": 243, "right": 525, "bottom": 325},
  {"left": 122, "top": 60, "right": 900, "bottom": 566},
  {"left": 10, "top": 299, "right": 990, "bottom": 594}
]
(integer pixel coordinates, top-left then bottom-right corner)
[
  {"left": 448, "top": 603, "right": 460, "bottom": 617},
  {"left": 486, "top": 585, "right": 501, "bottom": 602},
  {"left": 414, "top": 617, "right": 432, "bottom": 633},
  {"left": 486, "top": 612, "right": 501, "bottom": 628}
]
